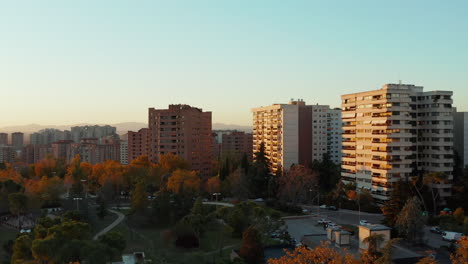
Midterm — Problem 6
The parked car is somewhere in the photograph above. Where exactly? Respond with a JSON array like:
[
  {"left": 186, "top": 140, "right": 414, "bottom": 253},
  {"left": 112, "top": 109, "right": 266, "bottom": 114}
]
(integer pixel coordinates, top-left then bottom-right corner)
[
  {"left": 430, "top": 226, "right": 443, "bottom": 234},
  {"left": 442, "top": 231, "right": 464, "bottom": 242},
  {"left": 359, "top": 220, "right": 370, "bottom": 226},
  {"left": 320, "top": 204, "right": 328, "bottom": 209},
  {"left": 302, "top": 208, "right": 310, "bottom": 214},
  {"left": 317, "top": 218, "right": 331, "bottom": 224},
  {"left": 270, "top": 232, "right": 280, "bottom": 238},
  {"left": 327, "top": 206, "right": 338, "bottom": 211}
]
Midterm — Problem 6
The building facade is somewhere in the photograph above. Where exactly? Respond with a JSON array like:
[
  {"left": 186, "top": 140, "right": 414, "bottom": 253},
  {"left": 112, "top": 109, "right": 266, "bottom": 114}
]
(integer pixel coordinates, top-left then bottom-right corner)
[
  {"left": 120, "top": 140, "right": 129, "bottom": 165},
  {"left": 221, "top": 131, "right": 253, "bottom": 161},
  {"left": 0, "top": 146, "right": 15, "bottom": 164},
  {"left": 252, "top": 100, "right": 340, "bottom": 173},
  {"left": 11, "top": 132, "right": 24, "bottom": 149},
  {"left": 341, "top": 83, "right": 453, "bottom": 204},
  {"left": 0, "top": 133, "right": 7, "bottom": 146},
  {"left": 148, "top": 105, "right": 212, "bottom": 177},
  {"left": 127, "top": 128, "right": 150, "bottom": 163},
  {"left": 327, "top": 108, "right": 343, "bottom": 164},
  {"left": 30, "top": 129, "right": 70, "bottom": 145},
  {"left": 71, "top": 125, "right": 117, "bottom": 143},
  {"left": 454, "top": 111, "right": 468, "bottom": 168}
]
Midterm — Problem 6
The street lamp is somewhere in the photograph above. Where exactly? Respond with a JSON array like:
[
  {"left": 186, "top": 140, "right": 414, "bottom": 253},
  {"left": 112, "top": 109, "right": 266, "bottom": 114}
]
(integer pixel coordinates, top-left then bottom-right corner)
[
  {"left": 81, "top": 179, "right": 87, "bottom": 198},
  {"left": 212, "top": 193, "right": 221, "bottom": 203},
  {"left": 73, "top": 197, "right": 83, "bottom": 211}
]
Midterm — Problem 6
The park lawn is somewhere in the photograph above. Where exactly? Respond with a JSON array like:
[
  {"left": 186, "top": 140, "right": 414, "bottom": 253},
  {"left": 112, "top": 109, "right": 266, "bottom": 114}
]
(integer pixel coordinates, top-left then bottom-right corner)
[
  {"left": 88, "top": 208, "right": 119, "bottom": 235},
  {"left": 0, "top": 226, "right": 18, "bottom": 262}
]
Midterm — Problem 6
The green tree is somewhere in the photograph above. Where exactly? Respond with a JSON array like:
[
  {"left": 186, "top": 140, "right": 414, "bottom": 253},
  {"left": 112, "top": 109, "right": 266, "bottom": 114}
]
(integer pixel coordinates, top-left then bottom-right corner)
[
  {"left": 11, "top": 235, "right": 33, "bottom": 264},
  {"left": 310, "top": 153, "right": 341, "bottom": 193},
  {"left": 96, "top": 195, "right": 108, "bottom": 219},
  {"left": 395, "top": 196, "right": 425, "bottom": 244},
  {"left": 381, "top": 180, "right": 412, "bottom": 227},
  {"left": 375, "top": 238, "right": 400, "bottom": 264},
  {"left": 8, "top": 192, "right": 28, "bottom": 229},
  {"left": 83, "top": 241, "right": 112, "bottom": 264},
  {"left": 362, "top": 233, "right": 385, "bottom": 258},
  {"left": 150, "top": 191, "right": 173, "bottom": 226},
  {"left": 423, "top": 172, "right": 447, "bottom": 214},
  {"left": 98, "top": 231, "right": 126, "bottom": 258},
  {"left": 248, "top": 143, "right": 271, "bottom": 198},
  {"left": 131, "top": 181, "right": 148, "bottom": 214},
  {"left": 239, "top": 226, "right": 264, "bottom": 264}
]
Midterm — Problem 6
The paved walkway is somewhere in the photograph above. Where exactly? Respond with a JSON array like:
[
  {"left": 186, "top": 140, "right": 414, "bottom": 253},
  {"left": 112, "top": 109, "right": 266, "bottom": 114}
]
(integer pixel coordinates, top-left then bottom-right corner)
[
  {"left": 202, "top": 202, "right": 234, "bottom": 207},
  {"left": 93, "top": 209, "right": 125, "bottom": 240}
]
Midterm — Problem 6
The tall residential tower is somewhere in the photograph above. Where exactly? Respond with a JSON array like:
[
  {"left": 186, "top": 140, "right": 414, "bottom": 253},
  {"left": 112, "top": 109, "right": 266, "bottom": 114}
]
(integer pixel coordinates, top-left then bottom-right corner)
[{"left": 341, "top": 84, "right": 454, "bottom": 204}]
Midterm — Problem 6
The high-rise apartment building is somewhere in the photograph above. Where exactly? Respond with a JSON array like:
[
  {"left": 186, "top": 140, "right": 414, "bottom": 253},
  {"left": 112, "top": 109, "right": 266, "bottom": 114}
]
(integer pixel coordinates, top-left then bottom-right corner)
[
  {"left": 51, "top": 140, "right": 74, "bottom": 161},
  {"left": 252, "top": 100, "right": 339, "bottom": 173},
  {"left": 24, "top": 144, "right": 51, "bottom": 164},
  {"left": 71, "top": 125, "right": 117, "bottom": 143},
  {"left": 311, "top": 104, "right": 330, "bottom": 162},
  {"left": 127, "top": 128, "right": 150, "bottom": 163},
  {"left": 341, "top": 83, "right": 453, "bottom": 204},
  {"left": 148, "top": 105, "right": 212, "bottom": 177},
  {"left": 0, "top": 146, "right": 15, "bottom": 164},
  {"left": 454, "top": 111, "right": 468, "bottom": 168},
  {"left": 221, "top": 131, "right": 253, "bottom": 161},
  {"left": 11, "top": 132, "right": 24, "bottom": 149},
  {"left": 327, "top": 108, "right": 342, "bottom": 164},
  {"left": 30, "top": 129, "right": 69, "bottom": 145},
  {"left": 120, "top": 140, "right": 129, "bottom": 165},
  {"left": 0, "top": 133, "right": 7, "bottom": 146}
]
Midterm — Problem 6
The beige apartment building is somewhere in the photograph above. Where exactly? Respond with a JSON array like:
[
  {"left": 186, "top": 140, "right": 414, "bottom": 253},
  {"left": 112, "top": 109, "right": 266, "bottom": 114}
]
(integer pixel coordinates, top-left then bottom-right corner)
[
  {"left": 252, "top": 100, "right": 339, "bottom": 173},
  {"left": 341, "top": 83, "right": 453, "bottom": 204}
]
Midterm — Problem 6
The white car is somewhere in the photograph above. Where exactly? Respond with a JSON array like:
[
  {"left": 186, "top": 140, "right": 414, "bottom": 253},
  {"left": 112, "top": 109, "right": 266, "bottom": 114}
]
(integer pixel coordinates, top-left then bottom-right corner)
[
  {"left": 442, "top": 231, "right": 464, "bottom": 242},
  {"left": 320, "top": 204, "right": 328, "bottom": 209},
  {"left": 327, "top": 223, "right": 340, "bottom": 229},
  {"left": 360, "top": 220, "right": 370, "bottom": 226},
  {"left": 317, "top": 218, "right": 330, "bottom": 224}
]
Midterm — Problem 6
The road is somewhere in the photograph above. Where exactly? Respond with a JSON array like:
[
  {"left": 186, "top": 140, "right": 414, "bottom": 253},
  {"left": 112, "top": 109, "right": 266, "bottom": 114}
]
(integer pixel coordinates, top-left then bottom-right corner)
[
  {"left": 301, "top": 205, "right": 384, "bottom": 226},
  {"left": 93, "top": 209, "right": 125, "bottom": 240}
]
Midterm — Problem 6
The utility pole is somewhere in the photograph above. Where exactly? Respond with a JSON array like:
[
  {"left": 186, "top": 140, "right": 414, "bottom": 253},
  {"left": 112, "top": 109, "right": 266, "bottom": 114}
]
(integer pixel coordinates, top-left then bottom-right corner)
[{"left": 73, "top": 197, "right": 82, "bottom": 211}]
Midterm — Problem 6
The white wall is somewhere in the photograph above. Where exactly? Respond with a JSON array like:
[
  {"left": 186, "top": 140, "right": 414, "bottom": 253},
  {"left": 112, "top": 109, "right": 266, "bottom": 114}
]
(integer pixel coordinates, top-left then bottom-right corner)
[{"left": 281, "top": 105, "right": 299, "bottom": 170}]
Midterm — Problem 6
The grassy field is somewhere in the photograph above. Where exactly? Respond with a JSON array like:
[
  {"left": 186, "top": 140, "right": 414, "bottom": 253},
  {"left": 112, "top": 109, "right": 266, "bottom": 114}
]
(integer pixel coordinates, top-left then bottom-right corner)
[
  {"left": 0, "top": 226, "right": 18, "bottom": 263},
  {"left": 86, "top": 206, "right": 119, "bottom": 236},
  {"left": 109, "top": 219, "right": 241, "bottom": 264}
]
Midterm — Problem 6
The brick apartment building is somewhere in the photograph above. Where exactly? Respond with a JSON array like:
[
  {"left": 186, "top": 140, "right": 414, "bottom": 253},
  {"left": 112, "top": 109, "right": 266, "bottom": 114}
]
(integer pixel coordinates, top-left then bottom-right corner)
[{"left": 148, "top": 104, "right": 212, "bottom": 177}]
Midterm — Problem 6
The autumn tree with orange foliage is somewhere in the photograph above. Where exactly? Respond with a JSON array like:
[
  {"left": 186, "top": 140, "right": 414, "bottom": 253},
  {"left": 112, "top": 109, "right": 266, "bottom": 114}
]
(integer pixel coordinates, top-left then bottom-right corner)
[
  {"left": 167, "top": 169, "right": 200, "bottom": 195},
  {"left": 268, "top": 242, "right": 359, "bottom": 264},
  {"left": 205, "top": 175, "right": 220, "bottom": 195},
  {"left": 89, "top": 160, "right": 125, "bottom": 198},
  {"left": 64, "top": 155, "right": 92, "bottom": 196},
  {"left": 451, "top": 236, "right": 468, "bottom": 264},
  {"left": 159, "top": 153, "right": 190, "bottom": 174}
]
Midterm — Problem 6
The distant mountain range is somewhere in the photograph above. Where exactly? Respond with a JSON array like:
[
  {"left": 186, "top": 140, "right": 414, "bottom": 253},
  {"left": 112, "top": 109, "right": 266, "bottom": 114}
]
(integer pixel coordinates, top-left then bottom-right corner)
[{"left": 0, "top": 122, "right": 252, "bottom": 135}]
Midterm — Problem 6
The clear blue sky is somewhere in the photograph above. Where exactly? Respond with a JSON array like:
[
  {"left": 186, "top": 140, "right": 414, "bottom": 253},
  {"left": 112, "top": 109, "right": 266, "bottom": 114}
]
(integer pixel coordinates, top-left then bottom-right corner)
[{"left": 1, "top": 0, "right": 467, "bottom": 126}]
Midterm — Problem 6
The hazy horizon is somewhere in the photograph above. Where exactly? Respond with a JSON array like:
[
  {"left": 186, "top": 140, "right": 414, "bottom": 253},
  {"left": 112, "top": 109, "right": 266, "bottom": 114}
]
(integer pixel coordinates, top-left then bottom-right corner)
[{"left": 1, "top": 0, "right": 467, "bottom": 126}]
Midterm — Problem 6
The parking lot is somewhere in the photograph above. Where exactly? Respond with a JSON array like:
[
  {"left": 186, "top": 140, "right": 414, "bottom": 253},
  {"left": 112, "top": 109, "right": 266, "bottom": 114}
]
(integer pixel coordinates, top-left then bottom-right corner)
[{"left": 291, "top": 206, "right": 452, "bottom": 249}]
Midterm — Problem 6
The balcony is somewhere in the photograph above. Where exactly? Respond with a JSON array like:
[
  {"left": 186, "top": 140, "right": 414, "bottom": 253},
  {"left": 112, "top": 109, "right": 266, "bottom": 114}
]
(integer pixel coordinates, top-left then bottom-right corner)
[{"left": 342, "top": 146, "right": 356, "bottom": 151}]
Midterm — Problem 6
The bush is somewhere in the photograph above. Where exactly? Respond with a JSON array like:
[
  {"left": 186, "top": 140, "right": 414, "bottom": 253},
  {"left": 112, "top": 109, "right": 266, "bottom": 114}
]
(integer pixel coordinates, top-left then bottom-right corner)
[
  {"left": 265, "top": 200, "right": 302, "bottom": 215},
  {"left": 175, "top": 234, "right": 199, "bottom": 249}
]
